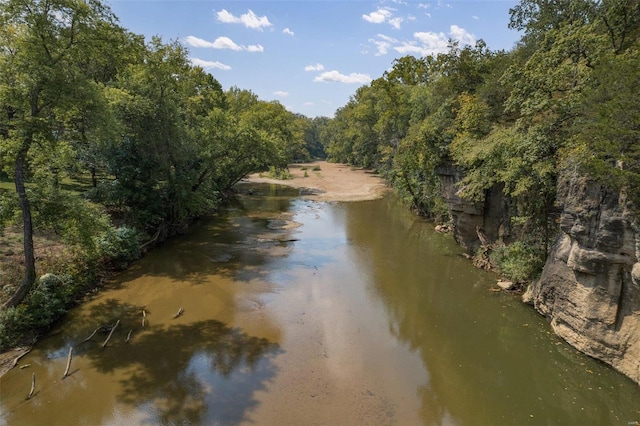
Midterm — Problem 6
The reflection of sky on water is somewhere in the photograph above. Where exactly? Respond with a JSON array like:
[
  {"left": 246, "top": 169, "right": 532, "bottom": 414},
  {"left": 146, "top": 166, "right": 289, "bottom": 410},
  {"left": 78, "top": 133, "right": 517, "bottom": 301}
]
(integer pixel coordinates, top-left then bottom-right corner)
[{"left": 2, "top": 184, "right": 640, "bottom": 426}]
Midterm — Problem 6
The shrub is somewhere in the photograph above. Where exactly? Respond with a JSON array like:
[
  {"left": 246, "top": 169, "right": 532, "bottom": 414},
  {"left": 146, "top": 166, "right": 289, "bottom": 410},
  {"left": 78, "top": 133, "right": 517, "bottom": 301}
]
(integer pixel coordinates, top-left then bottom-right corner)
[
  {"left": 490, "top": 241, "right": 545, "bottom": 283},
  {"left": 267, "top": 166, "right": 293, "bottom": 180},
  {"left": 0, "top": 274, "right": 73, "bottom": 349},
  {"left": 0, "top": 306, "right": 25, "bottom": 349},
  {"left": 96, "top": 226, "right": 141, "bottom": 267},
  {"left": 22, "top": 273, "right": 69, "bottom": 329}
]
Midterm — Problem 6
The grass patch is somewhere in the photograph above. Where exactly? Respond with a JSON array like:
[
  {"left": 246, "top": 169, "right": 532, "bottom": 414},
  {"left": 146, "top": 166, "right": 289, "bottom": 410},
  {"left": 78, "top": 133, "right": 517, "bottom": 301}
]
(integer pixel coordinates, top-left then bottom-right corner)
[
  {"left": 311, "top": 165, "right": 321, "bottom": 172},
  {"left": 267, "top": 166, "right": 293, "bottom": 180}
]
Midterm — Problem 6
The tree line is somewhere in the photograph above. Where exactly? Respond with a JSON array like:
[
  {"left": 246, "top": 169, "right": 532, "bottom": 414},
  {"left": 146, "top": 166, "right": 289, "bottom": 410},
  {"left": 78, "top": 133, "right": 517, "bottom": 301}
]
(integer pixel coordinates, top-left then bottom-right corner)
[
  {"left": 318, "top": 0, "right": 639, "bottom": 282},
  {"left": 0, "top": 0, "right": 327, "bottom": 339},
  {"left": 1, "top": 0, "right": 639, "bottom": 345}
]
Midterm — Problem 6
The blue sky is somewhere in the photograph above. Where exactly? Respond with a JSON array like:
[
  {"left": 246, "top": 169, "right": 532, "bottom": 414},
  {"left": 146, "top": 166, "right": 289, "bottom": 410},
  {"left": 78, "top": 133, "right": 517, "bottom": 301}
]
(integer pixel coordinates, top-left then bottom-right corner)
[{"left": 108, "top": 1, "right": 522, "bottom": 118}]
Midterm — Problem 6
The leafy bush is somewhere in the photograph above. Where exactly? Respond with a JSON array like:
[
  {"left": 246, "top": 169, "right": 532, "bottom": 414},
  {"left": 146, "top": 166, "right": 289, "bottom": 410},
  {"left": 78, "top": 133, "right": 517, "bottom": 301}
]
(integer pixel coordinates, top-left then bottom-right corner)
[
  {"left": 0, "top": 306, "right": 25, "bottom": 349},
  {"left": 96, "top": 226, "right": 141, "bottom": 267},
  {"left": 0, "top": 274, "right": 73, "bottom": 349},
  {"left": 267, "top": 166, "right": 293, "bottom": 180},
  {"left": 23, "top": 274, "right": 69, "bottom": 329},
  {"left": 490, "top": 241, "right": 545, "bottom": 283}
]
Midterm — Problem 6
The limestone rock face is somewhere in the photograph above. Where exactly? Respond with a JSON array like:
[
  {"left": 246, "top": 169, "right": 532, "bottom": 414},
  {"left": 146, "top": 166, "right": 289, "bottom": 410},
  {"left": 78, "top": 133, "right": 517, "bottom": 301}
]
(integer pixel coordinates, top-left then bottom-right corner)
[
  {"left": 524, "top": 174, "right": 640, "bottom": 385},
  {"left": 436, "top": 164, "right": 510, "bottom": 254}
]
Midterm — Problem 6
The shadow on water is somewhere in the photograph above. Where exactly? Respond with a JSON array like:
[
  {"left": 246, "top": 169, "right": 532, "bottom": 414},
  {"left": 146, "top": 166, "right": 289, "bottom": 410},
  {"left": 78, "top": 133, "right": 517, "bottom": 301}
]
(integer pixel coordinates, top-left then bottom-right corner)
[
  {"left": 340, "top": 195, "right": 640, "bottom": 425},
  {"left": 75, "top": 299, "right": 282, "bottom": 425},
  {"left": 107, "top": 183, "right": 303, "bottom": 288}
]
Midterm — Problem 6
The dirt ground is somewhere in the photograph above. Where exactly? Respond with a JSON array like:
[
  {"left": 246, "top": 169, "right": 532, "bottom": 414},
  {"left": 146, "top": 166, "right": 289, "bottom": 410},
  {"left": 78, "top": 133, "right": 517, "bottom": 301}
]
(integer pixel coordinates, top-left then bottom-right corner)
[{"left": 245, "top": 161, "right": 389, "bottom": 202}]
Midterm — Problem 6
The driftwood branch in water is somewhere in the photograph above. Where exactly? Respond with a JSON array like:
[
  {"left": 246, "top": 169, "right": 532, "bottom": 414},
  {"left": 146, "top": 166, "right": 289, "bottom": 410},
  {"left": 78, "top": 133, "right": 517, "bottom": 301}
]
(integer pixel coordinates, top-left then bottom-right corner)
[
  {"left": 142, "top": 310, "right": 146, "bottom": 328},
  {"left": 11, "top": 349, "right": 31, "bottom": 370},
  {"left": 173, "top": 307, "right": 184, "bottom": 319},
  {"left": 101, "top": 320, "right": 120, "bottom": 349},
  {"left": 27, "top": 373, "right": 35, "bottom": 399},
  {"left": 140, "top": 227, "right": 162, "bottom": 251},
  {"left": 126, "top": 330, "right": 133, "bottom": 343},
  {"left": 81, "top": 326, "right": 101, "bottom": 343},
  {"left": 62, "top": 347, "right": 73, "bottom": 379}
]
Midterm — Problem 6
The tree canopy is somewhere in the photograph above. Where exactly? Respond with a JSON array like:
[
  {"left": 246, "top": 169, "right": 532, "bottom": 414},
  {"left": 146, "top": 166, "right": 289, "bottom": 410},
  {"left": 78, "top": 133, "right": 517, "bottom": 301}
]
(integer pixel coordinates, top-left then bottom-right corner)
[
  {"left": 319, "top": 0, "right": 640, "bottom": 281},
  {"left": 0, "top": 0, "right": 324, "bottom": 309}
]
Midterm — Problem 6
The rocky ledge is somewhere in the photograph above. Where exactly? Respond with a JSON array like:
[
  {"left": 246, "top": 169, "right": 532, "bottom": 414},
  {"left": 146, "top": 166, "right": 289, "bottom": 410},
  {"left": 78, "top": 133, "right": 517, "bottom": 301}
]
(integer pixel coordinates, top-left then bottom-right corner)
[{"left": 524, "top": 173, "right": 640, "bottom": 385}]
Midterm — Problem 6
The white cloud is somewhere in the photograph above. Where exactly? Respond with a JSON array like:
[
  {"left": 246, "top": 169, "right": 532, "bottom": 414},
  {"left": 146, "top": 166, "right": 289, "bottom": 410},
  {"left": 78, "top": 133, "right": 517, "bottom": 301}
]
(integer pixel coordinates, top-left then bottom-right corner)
[
  {"left": 305, "top": 63, "right": 325, "bottom": 71},
  {"left": 246, "top": 44, "right": 264, "bottom": 52},
  {"left": 449, "top": 25, "right": 476, "bottom": 45},
  {"left": 362, "top": 7, "right": 404, "bottom": 29},
  {"left": 216, "top": 9, "right": 272, "bottom": 30},
  {"left": 411, "top": 31, "right": 450, "bottom": 54},
  {"left": 370, "top": 25, "right": 476, "bottom": 57},
  {"left": 472, "top": 15, "right": 479, "bottom": 20},
  {"left": 283, "top": 28, "right": 294, "bottom": 36},
  {"left": 363, "top": 8, "right": 392, "bottom": 24},
  {"left": 389, "top": 17, "right": 404, "bottom": 29},
  {"left": 369, "top": 34, "right": 398, "bottom": 56},
  {"left": 185, "top": 36, "right": 263, "bottom": 52},
  {"left": 190, "top": 58, "right": 231, "bottom": 70},
  {"left": 314, "top": 70, "right": 372, "bottom": 84},
  {"left": 303, "top": 101, "right": 315, "bottom": 106},
  {"left": 273, "top": 90, "right": 289, "bottom": 97}
]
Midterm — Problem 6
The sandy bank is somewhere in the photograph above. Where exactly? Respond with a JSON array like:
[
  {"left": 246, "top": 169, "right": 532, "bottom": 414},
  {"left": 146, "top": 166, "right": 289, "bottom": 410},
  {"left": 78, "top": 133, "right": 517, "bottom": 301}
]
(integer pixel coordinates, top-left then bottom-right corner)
[{"left": 244, "top": 161, "right": 389, "bottom": 202}]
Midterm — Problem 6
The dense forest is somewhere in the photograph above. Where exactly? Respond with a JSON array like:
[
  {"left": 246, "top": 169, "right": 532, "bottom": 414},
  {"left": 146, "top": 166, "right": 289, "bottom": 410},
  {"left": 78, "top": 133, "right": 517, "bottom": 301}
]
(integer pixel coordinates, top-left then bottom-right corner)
[{"left": 1, "top": 0, "right": 639, "bottom": 357}]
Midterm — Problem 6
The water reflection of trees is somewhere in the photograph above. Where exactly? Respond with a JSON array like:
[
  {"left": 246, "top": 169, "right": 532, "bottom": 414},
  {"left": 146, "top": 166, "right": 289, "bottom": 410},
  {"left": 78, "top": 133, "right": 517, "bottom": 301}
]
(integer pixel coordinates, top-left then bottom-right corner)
[
  {"left": 81, "top": 299, "right": 282, "bottom": 425},
  {"left": 108, "top": 183, "right": 300, "bottom": 287},
  {"left": 341, "top": 196, "right": 640, "bottom": 425}
]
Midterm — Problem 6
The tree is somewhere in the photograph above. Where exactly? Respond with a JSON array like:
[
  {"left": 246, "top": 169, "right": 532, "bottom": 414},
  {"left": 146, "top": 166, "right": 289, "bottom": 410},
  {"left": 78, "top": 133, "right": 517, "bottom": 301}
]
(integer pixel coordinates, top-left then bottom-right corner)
[{"left": 0, "top": 0, "right": 122, "bottom": 308}]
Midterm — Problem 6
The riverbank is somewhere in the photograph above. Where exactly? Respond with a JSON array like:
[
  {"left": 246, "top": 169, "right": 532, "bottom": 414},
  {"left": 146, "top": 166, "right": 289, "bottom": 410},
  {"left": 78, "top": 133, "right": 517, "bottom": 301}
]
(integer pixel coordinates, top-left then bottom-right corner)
[
  {"left": 0, "top": 161, "right": 389, "bottom": 377},
  {"left": 245, "top": 161, "right": 389, "bottom": 202}
]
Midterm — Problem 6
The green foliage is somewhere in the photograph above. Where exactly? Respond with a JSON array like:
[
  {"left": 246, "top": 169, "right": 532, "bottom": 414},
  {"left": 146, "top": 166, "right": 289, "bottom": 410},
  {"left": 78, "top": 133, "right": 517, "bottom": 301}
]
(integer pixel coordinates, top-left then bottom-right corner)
[
  {"left": 29, "top": 184, "right": 112, "bottom": 252},
  {"left": 95, "top": 226, "right": 140, "bottom": 266},
  {"left": 267, "top": 166, "right": 293, "bottom": 180},
  {"left": 23, "top": 274, "right": 70, "bottom": 327},
  {"left": 566, "top": 48, "right": 640, "bottom": 203},
  {"left": 0, "top": 191, "right": 19, "bottom": 232},
  {"left": 0, "top": 273, "right": 73, "bottom": 349},
  {"left": 490, "top": 241, "right": 546, "bottom": 283},
  {"left": 0, "top": 307, "right": 25, "bottom": 349}
]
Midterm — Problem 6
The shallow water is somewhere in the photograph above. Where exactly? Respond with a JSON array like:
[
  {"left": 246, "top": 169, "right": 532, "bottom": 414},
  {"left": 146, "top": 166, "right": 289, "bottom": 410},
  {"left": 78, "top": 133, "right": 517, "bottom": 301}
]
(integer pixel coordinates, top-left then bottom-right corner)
[{"left": 1, "top": 184, "right": 639, "bottom": 425}]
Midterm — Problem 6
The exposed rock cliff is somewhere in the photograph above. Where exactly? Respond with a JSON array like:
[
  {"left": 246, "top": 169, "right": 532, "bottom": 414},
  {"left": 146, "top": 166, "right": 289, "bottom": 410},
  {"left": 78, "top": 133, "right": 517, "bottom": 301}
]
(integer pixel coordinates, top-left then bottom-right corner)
[
  {"left": 523, "top": 173, "right": 640, "bottom": 385},
  {"left": 436, "top": 164, "right": 511, "bottom": 254},
  {"left": 437, "top": 165, "right": 640, "bottom": 385}
]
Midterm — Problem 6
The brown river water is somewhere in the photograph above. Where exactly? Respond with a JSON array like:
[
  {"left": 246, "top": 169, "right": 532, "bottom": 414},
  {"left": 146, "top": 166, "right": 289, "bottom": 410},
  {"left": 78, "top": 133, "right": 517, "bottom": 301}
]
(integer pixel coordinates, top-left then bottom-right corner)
[{"left": 1, "top": 183, "right": 639, "bottom": 425}]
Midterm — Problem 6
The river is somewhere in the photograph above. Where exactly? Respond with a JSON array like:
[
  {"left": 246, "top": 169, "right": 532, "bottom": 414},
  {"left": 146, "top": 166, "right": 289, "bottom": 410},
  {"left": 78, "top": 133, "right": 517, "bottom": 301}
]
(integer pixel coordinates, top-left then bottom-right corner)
[{"left": 1, "top": 184, "right": 639, "bottom": 425}]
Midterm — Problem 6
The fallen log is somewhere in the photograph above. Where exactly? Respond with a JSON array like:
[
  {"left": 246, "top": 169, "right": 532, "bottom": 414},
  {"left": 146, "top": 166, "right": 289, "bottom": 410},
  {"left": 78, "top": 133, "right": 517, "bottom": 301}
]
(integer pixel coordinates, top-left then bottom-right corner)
[
  {"left": 173, "top": 308, "right": 184, "bottom": 319},
  {"left": 62, "top": 347, "right": 73, "bottom": 379},
  {"left": 81, "top": 327, "right": 101, "bottom": 343},
  {"left": 11, "top": 349, "right": 31, "bottom": 370},
  {"left": 101, "top": 320, "right": 120, "bottom": 349},
  {"left": 27, "top": 373, "right": 35, "bottom": 399}
]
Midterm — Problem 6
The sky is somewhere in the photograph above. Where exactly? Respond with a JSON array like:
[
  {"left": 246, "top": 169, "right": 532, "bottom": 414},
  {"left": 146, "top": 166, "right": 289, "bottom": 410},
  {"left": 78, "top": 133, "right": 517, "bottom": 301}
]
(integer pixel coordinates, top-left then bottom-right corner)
[{"left": 107, "top": 1, "right": 523, "bottom": 118}]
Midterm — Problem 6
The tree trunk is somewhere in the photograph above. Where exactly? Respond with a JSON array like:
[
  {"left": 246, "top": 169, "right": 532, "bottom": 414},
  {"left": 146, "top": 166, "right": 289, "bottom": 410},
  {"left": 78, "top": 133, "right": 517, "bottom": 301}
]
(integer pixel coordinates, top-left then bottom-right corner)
[{"left": 3, "top": 139, "right": 37, "bottom": 309}]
